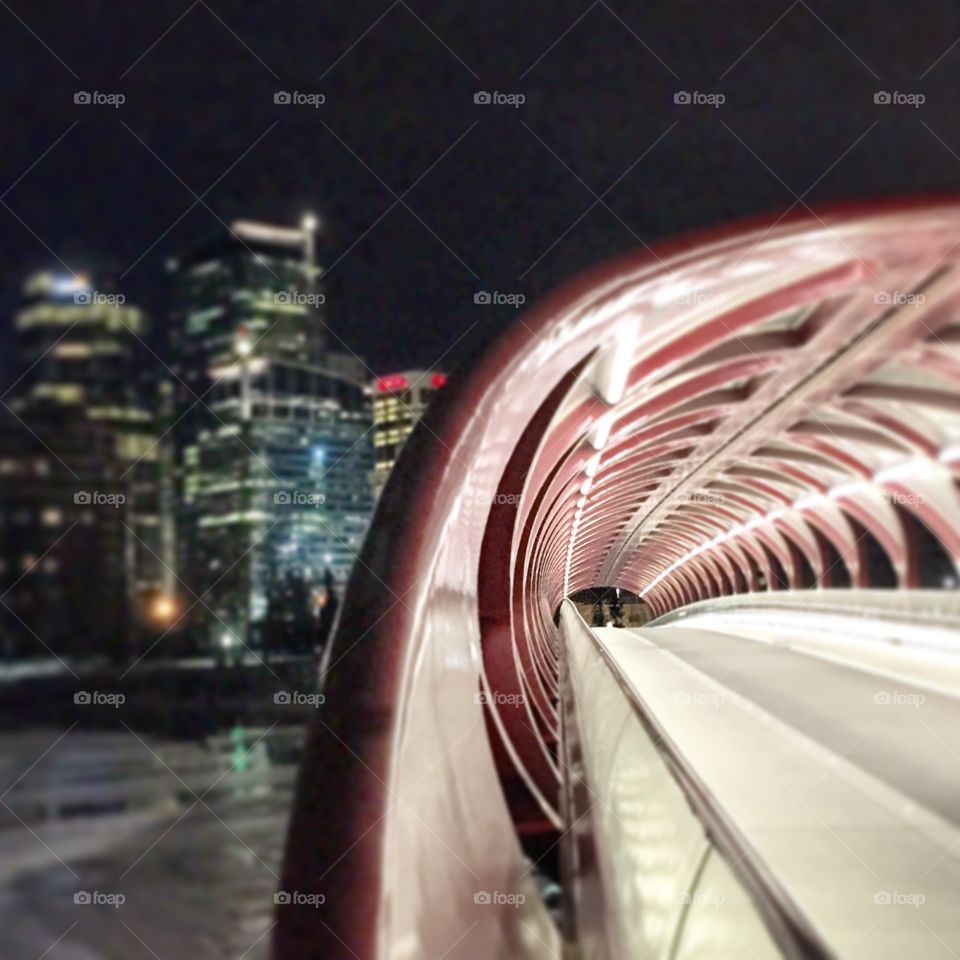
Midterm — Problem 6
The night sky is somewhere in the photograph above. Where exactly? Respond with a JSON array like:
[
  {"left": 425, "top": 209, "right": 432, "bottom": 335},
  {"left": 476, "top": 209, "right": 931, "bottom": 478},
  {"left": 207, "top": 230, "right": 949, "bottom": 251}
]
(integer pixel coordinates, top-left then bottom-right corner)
[{"left": 3, "top": 1, "right": 960, "bottom": 382}]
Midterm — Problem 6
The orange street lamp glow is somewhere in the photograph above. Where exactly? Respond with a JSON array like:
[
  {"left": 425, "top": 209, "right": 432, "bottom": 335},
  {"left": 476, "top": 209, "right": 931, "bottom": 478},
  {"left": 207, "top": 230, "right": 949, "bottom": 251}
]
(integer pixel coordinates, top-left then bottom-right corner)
[{"left": 150, "top": 595, "right": 178, "bottom": 623}]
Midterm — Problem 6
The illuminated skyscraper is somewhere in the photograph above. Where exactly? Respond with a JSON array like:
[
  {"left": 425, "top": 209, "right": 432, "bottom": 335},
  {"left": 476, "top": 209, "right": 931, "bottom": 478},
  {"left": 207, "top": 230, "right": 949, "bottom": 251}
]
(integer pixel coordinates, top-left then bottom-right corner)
[
  {"left": 370, "top": 370, "right": 447, "bottom": 499},
  {"left": 0, "top": 272, "right": 163, "bottom": 659},
  {"left": 169, "top": 219, "right": 373, "bottom": 652}
]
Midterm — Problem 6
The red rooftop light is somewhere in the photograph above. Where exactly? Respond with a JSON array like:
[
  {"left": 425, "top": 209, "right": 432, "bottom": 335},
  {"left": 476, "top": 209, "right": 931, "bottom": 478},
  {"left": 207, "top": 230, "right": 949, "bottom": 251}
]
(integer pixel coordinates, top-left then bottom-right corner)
[{"left": 377, "top": 374, "right": 409, "bottom": 392}]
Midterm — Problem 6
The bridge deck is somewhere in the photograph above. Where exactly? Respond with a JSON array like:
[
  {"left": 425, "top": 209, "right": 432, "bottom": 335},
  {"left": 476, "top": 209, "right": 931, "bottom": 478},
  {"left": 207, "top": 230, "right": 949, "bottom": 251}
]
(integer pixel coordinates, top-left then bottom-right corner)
[{"left": 573, "top": 605, "right": 960, "bottom": 959}]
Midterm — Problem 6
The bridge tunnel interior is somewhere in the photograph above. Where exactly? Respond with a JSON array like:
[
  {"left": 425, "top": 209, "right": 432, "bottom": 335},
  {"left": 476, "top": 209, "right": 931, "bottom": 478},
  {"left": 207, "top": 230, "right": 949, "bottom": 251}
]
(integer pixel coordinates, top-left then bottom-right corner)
[
  {"left": 280, "top": 203, "right": 960, "bottom": 960},
  {"left": 466, "top": 202, "right": 960, "bottom": 938}
]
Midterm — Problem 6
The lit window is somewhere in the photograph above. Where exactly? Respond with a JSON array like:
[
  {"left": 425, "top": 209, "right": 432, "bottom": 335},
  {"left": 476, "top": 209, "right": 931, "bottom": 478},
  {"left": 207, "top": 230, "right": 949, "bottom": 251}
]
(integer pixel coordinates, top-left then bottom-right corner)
[{"left": 41, "top": 508, "right": 62, "bottom": 527}]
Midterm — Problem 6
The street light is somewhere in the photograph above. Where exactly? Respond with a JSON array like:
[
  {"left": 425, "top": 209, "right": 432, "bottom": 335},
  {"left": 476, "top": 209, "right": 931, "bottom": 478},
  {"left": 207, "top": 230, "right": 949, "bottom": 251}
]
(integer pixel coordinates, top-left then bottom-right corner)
[{"left": 150, "top": 594, "right": 178, "bottom": 624}]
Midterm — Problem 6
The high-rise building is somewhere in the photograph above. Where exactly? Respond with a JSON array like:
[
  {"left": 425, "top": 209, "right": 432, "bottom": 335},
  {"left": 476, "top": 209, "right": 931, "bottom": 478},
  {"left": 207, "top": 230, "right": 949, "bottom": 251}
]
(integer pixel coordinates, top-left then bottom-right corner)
[
  {"left": 370, "top": 370, "right": 447, "bottom": 499},
  {"left": 0, "top": 272, "right": 163, "bottom": 660},
  {"left": 169, "top": 219, "right": 373, "bottom": 652}
]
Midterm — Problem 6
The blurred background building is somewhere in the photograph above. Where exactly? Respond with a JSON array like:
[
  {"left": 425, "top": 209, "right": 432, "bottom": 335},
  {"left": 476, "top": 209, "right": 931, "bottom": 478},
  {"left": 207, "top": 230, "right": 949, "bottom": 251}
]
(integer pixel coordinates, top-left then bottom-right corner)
[
  {"left": 0, "top": 272, "right": 162, "bottom": 662},
  {"left": 370, "top": 369, "right": 446, "bottom": 500},
  {"left": 167, "top": 218, "right": 373, "bottom": 654}
]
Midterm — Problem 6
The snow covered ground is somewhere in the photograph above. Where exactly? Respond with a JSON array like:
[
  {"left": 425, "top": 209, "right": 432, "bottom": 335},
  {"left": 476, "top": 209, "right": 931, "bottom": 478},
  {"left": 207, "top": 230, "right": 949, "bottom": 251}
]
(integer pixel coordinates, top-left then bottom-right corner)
[{"left": 0, "top": 728, "right": 300, "bottom": 959}]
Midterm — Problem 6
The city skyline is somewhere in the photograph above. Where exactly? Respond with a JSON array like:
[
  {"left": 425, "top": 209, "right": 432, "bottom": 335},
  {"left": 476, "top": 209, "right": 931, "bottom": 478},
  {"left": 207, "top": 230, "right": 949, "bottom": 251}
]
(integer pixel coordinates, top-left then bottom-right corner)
[
  {"left": 0, "top": 215, "right": 446, "bottom": 662},
  {"left": 6, "top": 2, "right": 960, "bottom": 383}
]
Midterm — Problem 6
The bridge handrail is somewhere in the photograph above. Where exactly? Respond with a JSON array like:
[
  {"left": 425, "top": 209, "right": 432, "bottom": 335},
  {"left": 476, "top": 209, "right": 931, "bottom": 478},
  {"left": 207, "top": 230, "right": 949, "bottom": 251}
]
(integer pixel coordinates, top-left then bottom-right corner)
[{"left": 560, "top": 600, "right": 834, "bottom": 960}]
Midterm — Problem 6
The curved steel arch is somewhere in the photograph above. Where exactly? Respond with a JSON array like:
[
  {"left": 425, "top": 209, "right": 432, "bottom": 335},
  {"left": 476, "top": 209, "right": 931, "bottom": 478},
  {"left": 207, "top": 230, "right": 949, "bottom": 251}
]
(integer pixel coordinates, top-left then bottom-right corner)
[{"left": 276, "top": 199, "right": 960, "bottom": 960}]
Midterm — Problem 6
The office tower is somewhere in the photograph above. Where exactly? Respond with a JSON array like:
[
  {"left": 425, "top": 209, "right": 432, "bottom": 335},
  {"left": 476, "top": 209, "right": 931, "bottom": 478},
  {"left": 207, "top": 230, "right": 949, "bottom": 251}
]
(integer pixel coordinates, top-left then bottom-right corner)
[
  {"left": 0, "top": 272, "right": 163, "bottom": 659},
  {"left": 169, "top": 219, "right": 373, "bottom": 653},
  {"left": 370, "top": 370, "right": 447, "bottom": 499}
]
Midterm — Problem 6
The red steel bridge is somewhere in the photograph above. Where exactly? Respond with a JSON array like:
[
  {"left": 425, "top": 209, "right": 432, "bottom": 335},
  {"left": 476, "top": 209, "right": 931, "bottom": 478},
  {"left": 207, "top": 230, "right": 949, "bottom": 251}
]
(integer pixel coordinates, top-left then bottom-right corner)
[{"left": 276, "top": 200, "right": 960, "bottom": 960}]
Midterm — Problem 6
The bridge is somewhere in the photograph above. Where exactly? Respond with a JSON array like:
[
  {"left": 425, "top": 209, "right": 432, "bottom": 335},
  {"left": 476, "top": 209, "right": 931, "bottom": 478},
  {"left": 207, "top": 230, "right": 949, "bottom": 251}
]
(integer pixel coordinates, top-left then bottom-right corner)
[{"left": 275, "top": 200, "right": 960, "bottom": 959}]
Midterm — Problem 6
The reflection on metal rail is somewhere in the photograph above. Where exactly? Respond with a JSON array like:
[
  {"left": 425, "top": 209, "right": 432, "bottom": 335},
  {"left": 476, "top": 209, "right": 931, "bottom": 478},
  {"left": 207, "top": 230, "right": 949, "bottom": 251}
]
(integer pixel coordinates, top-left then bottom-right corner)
[{"left": 560, "top": 600, "right": 833, "bottom": 960}]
